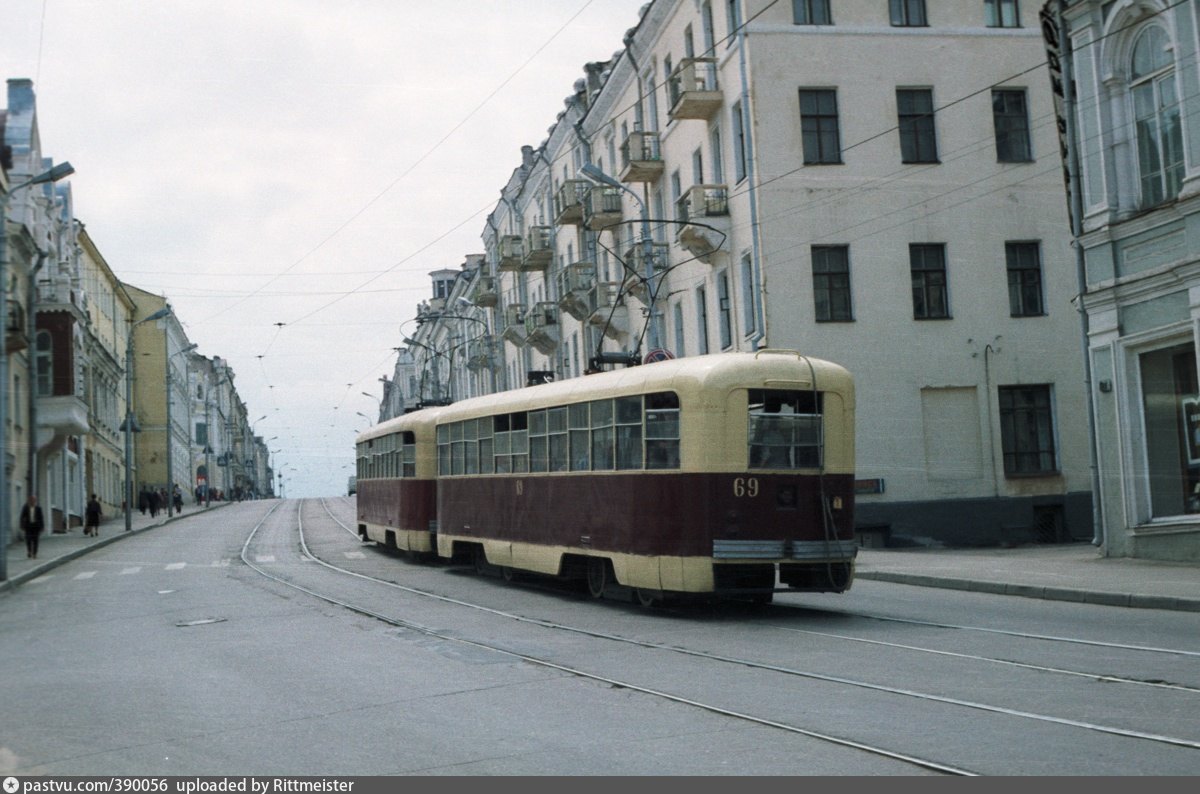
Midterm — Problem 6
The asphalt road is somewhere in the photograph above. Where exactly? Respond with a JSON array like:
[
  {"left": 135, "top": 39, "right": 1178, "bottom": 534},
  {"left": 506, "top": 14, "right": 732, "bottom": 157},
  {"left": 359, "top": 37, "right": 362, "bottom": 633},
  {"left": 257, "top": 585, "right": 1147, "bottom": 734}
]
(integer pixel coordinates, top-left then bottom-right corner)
[{"left": 2, "top": 498, "right": 1198, "bottom": 776}]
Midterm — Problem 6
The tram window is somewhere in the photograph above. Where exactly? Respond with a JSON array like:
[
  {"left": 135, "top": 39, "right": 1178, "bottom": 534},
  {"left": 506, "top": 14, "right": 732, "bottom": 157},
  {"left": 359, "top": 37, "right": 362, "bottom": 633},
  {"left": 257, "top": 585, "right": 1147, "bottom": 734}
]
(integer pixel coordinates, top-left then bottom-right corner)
[
  {"left": 464, "top": 421, "right": 479, "bottom": 474},
  {"left": 439, "top": 443, "right": 451, "bottom": 476},
  {"left": 479, "top": 436, "right": 494, "bottom": 474},
  {"left": 645, "top": 392, "right": 681, "bottom": 469},
  {"left": 402, "top": 442, "right": 416, "bottom": 478},
  {"left": 591, "top": 399, "right": 614, "bottom": 470},
  {"left": 511, "top": 412, "right": 529, "bottom": 472},
  {"left": 548, "top": 407, "right": 568, "bottom": 470},
  {"left": 616, "top": 425, "right": 643, "bottom": 469},
  {"left": 569, "top": 401, "right": 591, "bottom": 470},
  {"left": 616, "top": 396, "right": 642, "bottom": 424},
  {"left": 529, "top": 411, "right": 548, "bottom": 472},
  {"left": 747, "top": 388, "right": 824, "bottom": 469},
  {"left": 452, "top": 437, "right": 465, "bottom": 475}
]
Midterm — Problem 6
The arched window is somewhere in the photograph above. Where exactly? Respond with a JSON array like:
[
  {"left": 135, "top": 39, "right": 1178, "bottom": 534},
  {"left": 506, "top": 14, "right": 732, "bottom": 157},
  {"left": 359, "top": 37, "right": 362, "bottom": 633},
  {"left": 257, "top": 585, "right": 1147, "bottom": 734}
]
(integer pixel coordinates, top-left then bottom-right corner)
[
  {"left": 34, "top": 331, "right": 53, "bottom": 396},
  {"left": 1130, "top": 25, "right": 1184, "bottom": 207}
]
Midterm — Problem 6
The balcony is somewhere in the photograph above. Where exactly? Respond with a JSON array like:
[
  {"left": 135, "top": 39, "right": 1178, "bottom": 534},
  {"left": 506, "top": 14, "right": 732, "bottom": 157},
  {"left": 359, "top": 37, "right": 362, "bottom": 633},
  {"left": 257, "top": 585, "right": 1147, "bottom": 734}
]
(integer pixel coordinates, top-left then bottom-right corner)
[
  {"left": 621, "top": 242, "right": 670, "bottom": 304},
  {"left": 522, "top": 226, "right": 554, "bottom": 271},
  {"left": 667, "top": 58, "right": 722, "bottom": 121},
  {"left": 501, "top": 303, "right": 527, "bottom": 346},
  {"left": 582, "top": 186, "right": 624, "bottom": 232},
  {"left": 39, "top": 395, "right": 89, "bottom": 435},
  {"left": 675, "top": 184, "right": 731, "bottom": 264},
  {"left": 586, "top": 281, "right": 627, "bottom": 339},
  {"left": 469, "top": 274, "right": 498, "bottom": 308},
  {"left": 524, "top": 302, "right": 560, "bottom": 355},
  {"left": 619, "top": 130, "right": 663, "bottom": 183},
  {"left": 497, "top": 235, "right": 525, "bottom": 272},
  {"left": 5, "top": 299, "right": 27, "bottom": 353},
  {"left": 554, "top": 179, "right": 591, "bottom": 226},
  {"left": 465, "top": 335, "right": 498, "bottom": 371},
  {"left": 557, "top": 261, "right": 596, "bottom": 321}
]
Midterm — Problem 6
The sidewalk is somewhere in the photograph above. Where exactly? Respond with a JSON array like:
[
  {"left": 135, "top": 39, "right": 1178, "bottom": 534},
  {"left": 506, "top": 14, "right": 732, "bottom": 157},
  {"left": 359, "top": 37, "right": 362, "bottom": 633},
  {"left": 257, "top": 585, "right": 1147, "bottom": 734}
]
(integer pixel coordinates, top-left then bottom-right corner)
[
  {"left": 855, "top": 541, "right": 1200, "bottom": 612},
  {"left": 4, "top": 515, "right": 1199, "bottom": 612},
  {"left": 0, "top": 502, "right": 231, "bottom": 593}
]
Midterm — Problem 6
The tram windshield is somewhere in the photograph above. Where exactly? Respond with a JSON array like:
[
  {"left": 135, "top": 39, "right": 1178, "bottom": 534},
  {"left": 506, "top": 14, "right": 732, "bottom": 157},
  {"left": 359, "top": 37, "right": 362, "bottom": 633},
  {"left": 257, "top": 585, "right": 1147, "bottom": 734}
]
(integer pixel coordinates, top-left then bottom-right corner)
[{"left": 747, "top": 388, "right": 823, "bottom": 469}]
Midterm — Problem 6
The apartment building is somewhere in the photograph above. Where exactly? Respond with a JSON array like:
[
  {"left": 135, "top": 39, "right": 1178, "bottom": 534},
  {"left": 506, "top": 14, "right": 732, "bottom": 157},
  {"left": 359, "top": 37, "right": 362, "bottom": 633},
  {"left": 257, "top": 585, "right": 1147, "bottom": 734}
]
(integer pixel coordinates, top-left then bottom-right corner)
[{"left": 397, "top": 0, "right": 1093, "bottom": 549}]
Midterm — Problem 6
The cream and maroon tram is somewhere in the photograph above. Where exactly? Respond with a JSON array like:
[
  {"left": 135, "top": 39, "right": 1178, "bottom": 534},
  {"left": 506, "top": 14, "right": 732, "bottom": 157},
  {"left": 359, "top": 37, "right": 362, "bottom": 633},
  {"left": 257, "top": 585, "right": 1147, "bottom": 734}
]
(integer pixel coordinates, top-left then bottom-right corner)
[
  {"left": 431, "top": 350, "right": 856, "bottom": 603},
  {"left": 354, "top": 407, "right": 442, "bottom": 555}
]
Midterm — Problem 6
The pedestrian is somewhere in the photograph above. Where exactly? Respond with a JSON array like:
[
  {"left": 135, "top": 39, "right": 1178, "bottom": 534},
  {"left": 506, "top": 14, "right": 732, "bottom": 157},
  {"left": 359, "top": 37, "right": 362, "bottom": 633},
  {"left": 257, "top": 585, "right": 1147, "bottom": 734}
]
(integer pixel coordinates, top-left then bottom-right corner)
[
  {"left": 173, "top": 485, "right": 183, "bottom": 514},
  {"left": 85, "top": 494, "right": 102, "bottom": 537},
  {"left": 20, "top": 495, "right": 45, "bottom": 559},
  {"left": 149, "top": 489, "right": 159, "bottom": 518},
  {"left": 138, "top": 488, "right": 148, "bottom": 515}
]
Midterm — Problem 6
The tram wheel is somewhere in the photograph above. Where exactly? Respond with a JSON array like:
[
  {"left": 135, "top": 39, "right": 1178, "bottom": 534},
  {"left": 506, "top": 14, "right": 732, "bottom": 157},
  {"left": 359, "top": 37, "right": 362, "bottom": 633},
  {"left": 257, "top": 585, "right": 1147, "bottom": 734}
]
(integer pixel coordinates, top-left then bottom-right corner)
[
  {"left": 473, "top": 546, "right": 489, "bottom": 576},
  {"left": 633, "top": 588, "right": 660, "bottom": 608},
  {"left": 502, "top": 566, "right": 519, "bottom": 583},
  {"left": 586, "top": 558, "right": 608, "bottom": 599},
  {"left": 750, "top": 592, "right": 774, "bottom": 605}
]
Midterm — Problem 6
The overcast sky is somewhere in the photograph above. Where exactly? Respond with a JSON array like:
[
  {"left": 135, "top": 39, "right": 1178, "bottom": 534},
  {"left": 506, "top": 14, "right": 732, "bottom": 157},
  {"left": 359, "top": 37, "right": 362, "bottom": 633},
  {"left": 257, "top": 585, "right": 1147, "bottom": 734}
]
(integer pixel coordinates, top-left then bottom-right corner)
[{"left": 2, "top": 0, "right": 647, "bottom": 498}]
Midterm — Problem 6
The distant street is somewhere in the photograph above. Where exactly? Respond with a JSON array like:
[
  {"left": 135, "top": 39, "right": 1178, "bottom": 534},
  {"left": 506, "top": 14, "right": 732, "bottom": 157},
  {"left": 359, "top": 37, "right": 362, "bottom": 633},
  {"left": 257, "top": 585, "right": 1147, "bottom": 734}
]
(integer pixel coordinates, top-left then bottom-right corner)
[{"left": 2, "top": 497, "right": 1198, "bottom": 776}]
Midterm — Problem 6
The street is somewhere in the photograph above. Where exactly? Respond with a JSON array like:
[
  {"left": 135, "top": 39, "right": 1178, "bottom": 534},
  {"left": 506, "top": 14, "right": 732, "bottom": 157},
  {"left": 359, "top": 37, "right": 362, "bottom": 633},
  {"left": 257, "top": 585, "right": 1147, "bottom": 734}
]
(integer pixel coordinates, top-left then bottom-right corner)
[{"left": 2, "top": 498, "right": 1198, "bottom": 776}]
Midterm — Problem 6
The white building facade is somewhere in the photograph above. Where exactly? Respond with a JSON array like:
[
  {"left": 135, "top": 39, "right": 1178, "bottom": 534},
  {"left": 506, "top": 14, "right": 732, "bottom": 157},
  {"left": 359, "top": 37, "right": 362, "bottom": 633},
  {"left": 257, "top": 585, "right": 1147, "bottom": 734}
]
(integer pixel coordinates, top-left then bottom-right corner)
[
  {"left": 401, "top": 0, "right": 1096, "bottom": 547},
  {"left": 1064, "top": 0, "right": 1200, "bottom": 561}
]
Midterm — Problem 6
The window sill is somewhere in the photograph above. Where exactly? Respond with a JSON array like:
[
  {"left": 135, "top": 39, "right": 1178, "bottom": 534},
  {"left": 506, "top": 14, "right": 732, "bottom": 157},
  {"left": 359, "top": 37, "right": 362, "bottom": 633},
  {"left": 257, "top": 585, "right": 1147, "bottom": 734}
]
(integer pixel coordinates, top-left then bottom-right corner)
[
  {"left": 914, "top": 315, "right": 953, "bottom": 321},
  {"left": 1003, "top": 470, "right": 1062, "bottom": 480}
]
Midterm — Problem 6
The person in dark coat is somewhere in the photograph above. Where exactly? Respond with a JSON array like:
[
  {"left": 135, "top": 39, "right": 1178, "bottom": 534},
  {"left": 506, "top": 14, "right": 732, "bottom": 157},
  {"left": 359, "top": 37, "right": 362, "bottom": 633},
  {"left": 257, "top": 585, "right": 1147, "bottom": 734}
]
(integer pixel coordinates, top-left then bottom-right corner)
[
  {"left": 85, "top": 494, "right": 102, "bottom": 537},
  {"left": 138, "top": 488, "right": 149, "bottom": 515},
  {"left": 148, "top": 489, "right": 160, "bottom": 518},
  {"left": 20, "top": 495, "right": 45, "bottom": 559}
]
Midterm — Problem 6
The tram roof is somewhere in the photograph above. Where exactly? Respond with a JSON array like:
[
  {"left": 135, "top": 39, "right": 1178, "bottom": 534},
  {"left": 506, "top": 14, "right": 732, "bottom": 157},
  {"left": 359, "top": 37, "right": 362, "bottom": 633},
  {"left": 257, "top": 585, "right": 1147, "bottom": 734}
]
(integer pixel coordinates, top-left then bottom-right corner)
[{"left": 438, "top": 350, "right": 852, "bottom": 423}]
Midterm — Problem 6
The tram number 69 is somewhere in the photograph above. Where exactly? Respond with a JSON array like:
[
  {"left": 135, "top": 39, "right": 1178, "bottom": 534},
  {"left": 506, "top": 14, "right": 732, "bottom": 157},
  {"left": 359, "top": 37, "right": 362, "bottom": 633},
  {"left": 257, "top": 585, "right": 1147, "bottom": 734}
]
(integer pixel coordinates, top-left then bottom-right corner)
[{"left": 733, "top": 477, "right": 759, "bottom": 498}]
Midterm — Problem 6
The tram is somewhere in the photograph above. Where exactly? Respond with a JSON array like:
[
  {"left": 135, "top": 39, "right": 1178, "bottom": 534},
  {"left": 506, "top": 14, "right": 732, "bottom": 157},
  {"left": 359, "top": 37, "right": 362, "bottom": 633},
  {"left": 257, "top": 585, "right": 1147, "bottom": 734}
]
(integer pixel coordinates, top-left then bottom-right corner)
[
  {"left": 428, "top": 350, "right": 856, "bottom": 604},
  {"left": 354, "top": 406, "right": 442, "bottom": 555}
]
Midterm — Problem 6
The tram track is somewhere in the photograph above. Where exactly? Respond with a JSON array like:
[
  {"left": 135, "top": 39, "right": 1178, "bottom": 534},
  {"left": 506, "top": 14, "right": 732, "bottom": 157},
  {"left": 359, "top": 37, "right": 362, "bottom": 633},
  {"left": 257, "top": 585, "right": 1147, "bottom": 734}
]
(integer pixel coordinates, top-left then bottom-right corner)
[{"left": 246, "top": 498, "right": 1200, "bottom": 772}]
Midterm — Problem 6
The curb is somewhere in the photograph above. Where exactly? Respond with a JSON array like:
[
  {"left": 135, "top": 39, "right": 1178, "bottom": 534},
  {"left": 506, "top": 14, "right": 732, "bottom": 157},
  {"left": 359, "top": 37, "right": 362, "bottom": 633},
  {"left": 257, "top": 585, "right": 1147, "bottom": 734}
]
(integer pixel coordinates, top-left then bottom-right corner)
[{"left": 855, "top": 571, "right": 1200, "bottom": 613}]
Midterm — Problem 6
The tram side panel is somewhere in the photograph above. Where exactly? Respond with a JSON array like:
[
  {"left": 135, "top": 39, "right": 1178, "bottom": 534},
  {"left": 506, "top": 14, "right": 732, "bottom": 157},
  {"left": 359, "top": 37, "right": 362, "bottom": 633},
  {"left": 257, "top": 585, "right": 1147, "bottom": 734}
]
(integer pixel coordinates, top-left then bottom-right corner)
[{"left": 357, "top": 477, "right": 438, "bottom": 553}]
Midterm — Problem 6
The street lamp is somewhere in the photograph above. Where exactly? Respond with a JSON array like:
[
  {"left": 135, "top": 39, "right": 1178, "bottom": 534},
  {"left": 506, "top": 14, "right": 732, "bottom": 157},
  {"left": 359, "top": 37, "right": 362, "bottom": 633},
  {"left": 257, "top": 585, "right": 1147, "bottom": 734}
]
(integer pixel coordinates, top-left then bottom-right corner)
[
  {"left": 581, "top": 163, "right": 662, "bottom": 357},
  {"left": 123, "top": 306, "right": 173, "bottom": 532},
  {"left": 0, "top": 161, "right": 74, "bottom": 581},
  {"left": 166, "top": 342, "right": 198, "bottom": 515}
]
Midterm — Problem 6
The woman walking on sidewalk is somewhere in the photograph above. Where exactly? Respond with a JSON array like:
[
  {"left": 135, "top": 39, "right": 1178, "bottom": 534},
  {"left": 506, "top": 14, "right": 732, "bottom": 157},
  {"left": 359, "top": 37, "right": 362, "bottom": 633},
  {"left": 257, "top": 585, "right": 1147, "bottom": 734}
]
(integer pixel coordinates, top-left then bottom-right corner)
[{"left": 85, "top": 494, "right": 102, "bottom": 537}]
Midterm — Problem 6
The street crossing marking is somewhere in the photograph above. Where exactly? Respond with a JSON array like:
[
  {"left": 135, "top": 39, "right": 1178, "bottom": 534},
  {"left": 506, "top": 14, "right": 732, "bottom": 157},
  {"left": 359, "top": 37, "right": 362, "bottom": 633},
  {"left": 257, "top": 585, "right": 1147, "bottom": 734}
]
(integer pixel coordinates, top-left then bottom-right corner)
[
  {"left": 165, "top": 563, "right": 186, "bottom": 570},
  {"left": 343, "top": 551, "right": 366, "bottom": 559},
  {"left": 211, "top": 558, "right": 232, "bottom": 567},
  {"left": 29, "top": 575, "right": 54, "bottom": 584},
  {"left": 73, "top": 571, "right": 97, "bottom": 580},
  {"left": 119, "top": 567, "right": 142, "bottom": 575},
  {"left": 255, "top": 555, "right": 276, "bottom": 563}
]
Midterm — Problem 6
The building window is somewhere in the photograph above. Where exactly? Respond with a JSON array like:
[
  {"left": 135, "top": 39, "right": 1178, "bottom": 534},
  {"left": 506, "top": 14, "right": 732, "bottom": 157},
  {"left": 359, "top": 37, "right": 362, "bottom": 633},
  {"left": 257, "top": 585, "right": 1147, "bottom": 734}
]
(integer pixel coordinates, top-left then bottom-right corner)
[
  {"left": 740, "top": 254, "right": 757, "bottom": 335},
  {"left": 812, "top": 245, "right": 853, "bottom": 322},
  {"left": 794, "top": 0, "right": 831, "bottom": 24},
  {"left": 910, "top": 243, "right": 949, "bottom": 319},
  {"left": 717, "top": 271, "right": 733, "bottom": 349},
  {"left": 985, "top": 0, "right": 1020, "bottom": 27},
  {"left": 1006, "top": 242, "right": 1044, "bottom": 317},
  {"left": 1143, "top": 343, "right": 1200, "bottom": 516},
  {"left": 696, "top": 286, "right": 710, "bottom": 354},
  {"left": 890, "top": 0, "right": 927, "bottom": 26},
  {"left": 710, "top": 126, "right": 725, "bottom": 183},
  {"left": 732, "top": 101, "right": 748, "bottom": 182},
  {"left": 1131, "top": 26, "right": 1184, "bottom": 208},
  {"left": 897, "top": 88, "right": 938, "bottom": 163},
  {"left": 799, "top": 89, "right": 841, "bottom": 165},
  {"left": 999, "top": 384, "right": 1058, "bottom": 475},
  {"left": 993, "top": 89, "right": 1032, "bottom": 162},
  {"left": 727, "top": 0, "right": 742, "bottom": 40},
  {"left": 35, "top": 331, "right": 53, "bottom": 396}
]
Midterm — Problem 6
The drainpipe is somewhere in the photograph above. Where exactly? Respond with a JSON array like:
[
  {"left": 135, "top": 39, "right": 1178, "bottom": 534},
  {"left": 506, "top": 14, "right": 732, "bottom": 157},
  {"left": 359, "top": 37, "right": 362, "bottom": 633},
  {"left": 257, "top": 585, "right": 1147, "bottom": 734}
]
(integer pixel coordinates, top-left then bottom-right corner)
[
  {"left": 1057, "top": 0, "right": 1104, "bottom": 548},
  {"left": 25, "top": 249, "right": 46, "bottom": 502},
  {"left": 734, "top": 10, "right": 766, "bottom": 348}
]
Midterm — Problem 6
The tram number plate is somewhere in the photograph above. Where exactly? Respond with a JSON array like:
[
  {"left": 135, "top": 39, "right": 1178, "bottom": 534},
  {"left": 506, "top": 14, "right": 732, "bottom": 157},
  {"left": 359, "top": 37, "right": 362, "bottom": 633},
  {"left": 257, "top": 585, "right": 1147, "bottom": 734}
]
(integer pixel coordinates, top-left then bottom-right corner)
[{"left": 733, "top": 477, "right": 760, "bottom": 498}]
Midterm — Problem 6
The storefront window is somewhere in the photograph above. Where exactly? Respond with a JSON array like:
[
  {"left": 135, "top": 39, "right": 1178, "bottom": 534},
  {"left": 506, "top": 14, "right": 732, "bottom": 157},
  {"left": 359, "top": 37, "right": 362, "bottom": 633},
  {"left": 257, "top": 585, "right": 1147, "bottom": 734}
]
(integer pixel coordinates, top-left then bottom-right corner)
[{"left": 1141, "top": 343, "right": 1200, "bottom": 517}]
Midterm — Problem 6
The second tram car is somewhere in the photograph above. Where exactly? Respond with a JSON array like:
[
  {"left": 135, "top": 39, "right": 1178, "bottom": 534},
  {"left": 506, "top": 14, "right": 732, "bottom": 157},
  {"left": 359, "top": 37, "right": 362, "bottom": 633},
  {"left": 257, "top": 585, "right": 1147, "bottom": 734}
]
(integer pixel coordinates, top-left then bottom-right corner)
[
  {"left": 354, "top": 407, "right": 442, "bottom": 555},
  {"left": 428, "top": 350, "right": 856, "bottom": 604}
]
